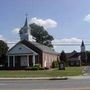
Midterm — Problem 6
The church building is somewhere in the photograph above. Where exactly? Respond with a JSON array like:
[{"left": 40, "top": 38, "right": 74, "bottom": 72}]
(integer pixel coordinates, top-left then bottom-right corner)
[
  {"left": 66, "top": 40, "right": 87, "bottom": 66},
  {"left": 7, "top": 17, "right": 59, "bottom": 68}
]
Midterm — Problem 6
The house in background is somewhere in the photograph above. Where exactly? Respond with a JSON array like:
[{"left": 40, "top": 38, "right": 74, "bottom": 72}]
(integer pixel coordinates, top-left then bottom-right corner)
[
  {"left": 66, "top": 50, "right": 81, "bottom": 66},
  {"left": 7, "top": 17, "right": 59, "bottom": 68},
  {"left": 66, "top": 41, "right": 87, "bottom": 66}
]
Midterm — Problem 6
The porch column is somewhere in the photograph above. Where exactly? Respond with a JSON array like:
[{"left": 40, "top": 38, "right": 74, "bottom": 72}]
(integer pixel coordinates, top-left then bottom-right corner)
[
  {"left": 27, "top": 55, "right": 29, "bottom": 67},
  {"left": 8, "top": 56, "right": 10, "bottom": 67},
  {"left": 33, "top": 55, "right": 35, "bottom": 66},
  {"left": 13, "top": 56, "right": 15, "bottom": 67}
]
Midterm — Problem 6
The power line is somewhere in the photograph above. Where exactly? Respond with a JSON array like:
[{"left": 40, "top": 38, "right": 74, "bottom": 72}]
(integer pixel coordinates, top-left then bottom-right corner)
[
  {"left": 7, "top": 42, "right": 90, "bottom": 46},
  {"left": 52, "top": 43, "right": 90, "bottom": 46}
]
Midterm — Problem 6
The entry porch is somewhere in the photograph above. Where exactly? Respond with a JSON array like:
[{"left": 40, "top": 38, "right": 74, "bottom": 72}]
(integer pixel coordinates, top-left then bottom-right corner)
[{"left": 7, "top": 54, "right": 38, "bottom": 68}]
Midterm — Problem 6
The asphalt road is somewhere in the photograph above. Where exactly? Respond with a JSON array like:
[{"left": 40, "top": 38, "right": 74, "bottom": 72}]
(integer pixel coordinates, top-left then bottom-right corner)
[{"left": 0, "top": 79, "right": 90, "bottom": 90}]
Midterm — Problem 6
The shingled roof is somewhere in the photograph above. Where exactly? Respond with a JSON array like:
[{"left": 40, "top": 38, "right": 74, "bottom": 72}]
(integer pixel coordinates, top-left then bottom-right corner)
[
  {"left": 21, "top": 40, "right": 58, "bottom": 54},
  {"left": 66, "top": 50, "right": 80, "bottom": 58}
]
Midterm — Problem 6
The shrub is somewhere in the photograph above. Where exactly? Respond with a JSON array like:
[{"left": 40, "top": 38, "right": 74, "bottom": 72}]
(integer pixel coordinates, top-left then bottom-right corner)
[
  {"left": 25, "top": 67, "right": 32, "bottom": 70},
  {"left": 39, "top": 67, "right": 45, "bottom": 70},
  {"left": 44, "top": 67, "right": 49, "bottom": 70},
  {"left": 52, "top": 61, "right": 59, "bottom": 68},
  {"left": 25, "top": 67, "right": 38, "bottom": 70},
  {"left": 33, "top": 64, "right": 41, "bottom": 70},
  {"left": 34, "top": 64, "right": 41, "bottom": 69},
  {"left": 31, "top": 67, "right": 38, "bottom": 70}
]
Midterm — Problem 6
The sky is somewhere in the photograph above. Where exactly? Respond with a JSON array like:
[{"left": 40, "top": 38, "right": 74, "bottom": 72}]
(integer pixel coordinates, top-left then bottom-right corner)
[{"left": 0, "top": 0, "right": 90, "bottom": 52}]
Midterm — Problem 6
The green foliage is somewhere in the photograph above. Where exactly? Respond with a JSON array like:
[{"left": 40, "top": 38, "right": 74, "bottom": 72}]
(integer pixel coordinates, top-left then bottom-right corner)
[
  {"left": 44, "top": 67, "right": 49, "bottom": 70},
  {"left": 60, "top": 50, "right": 67, "bottom": 63},
  {"left": 34, "top": 64, "right": 41, "bottom": 69},
  {"left": 81, "top": 52, "right": 87, "bottom": 65},
  {"left": 52, "top": 61, "right": 59, "bottom": 68},
  {"left": 25, "top": 67, "right": 38, "bottom": 70},
  {"left": 0, "top": 40, "right": 8, "bottom": 66},
  {"left": 30, "top": 23, "right": 54, "bottom": 48},
  {"left": 39, "top": 67, "right": 45, "bottom": 70},
  {"left": 86, "top": 51, "right": 90, "bottom": 65},
  {"left": 30, "top": 67, "right": 38, "bottom": 70},
  {"left": 0, "top": 40, "right": 8, "bottom": 55}
]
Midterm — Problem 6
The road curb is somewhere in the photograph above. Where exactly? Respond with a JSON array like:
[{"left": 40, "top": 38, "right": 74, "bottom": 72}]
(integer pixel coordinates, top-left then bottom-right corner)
[{"left": 0, "top": 77, "right": 68, "bottom": 80}]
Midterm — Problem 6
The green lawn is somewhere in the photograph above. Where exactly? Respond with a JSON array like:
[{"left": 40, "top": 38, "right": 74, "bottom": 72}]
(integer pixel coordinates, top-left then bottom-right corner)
[{"left": 0, "top": 67, "right": 83, "bottom": 77}]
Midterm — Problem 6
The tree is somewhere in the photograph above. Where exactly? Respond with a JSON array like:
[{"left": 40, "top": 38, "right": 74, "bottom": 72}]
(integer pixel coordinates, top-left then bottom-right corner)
[
  {"left": 60, "top": 50, "right": 67, "bottom": 63},
  {"left": 86, "top": 51, "right": 90, "bottom": 65},
  {"left": 81, "top": 52, "right": 87, "bottom": 65},
  {"left": 0, "top": 40, "right": 8, "bottom": 66},
  {"left": 30, "top": 23, "right": 54, "bottom": 48}
]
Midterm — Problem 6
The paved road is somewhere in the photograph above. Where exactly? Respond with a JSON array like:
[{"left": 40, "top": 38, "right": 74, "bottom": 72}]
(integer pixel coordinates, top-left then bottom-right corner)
[{"left": 0, "top": 79, "right": 90, "bottom": 90}]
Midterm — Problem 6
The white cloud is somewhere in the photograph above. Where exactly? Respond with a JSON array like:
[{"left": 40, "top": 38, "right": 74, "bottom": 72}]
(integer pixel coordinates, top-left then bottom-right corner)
[
  {"left": 0, "top": 35, "right": 6, "bottom": 41},
  {"left": 12, "top": 28, "right": 20, "bottom": 34},
  {"left": 84, "top": 14, "right": 90, "bottom": 22},
  {"left": 7, "top": 41, "right": 17, "bottom": 49},
  {"left": 0, "top": 35, "right": 15, "bottom": 49},
  {"left": 30, "top": 17, "right": 58, "bottom": 29},
  {"left": 52, "top": 38, "right": 82, "bottom": 44},
  {"left": 52, "top": 38, "right": 82, "bottom": 53},
  {"left": 11, "top": 17, "right": 57, "bottom": 34}
]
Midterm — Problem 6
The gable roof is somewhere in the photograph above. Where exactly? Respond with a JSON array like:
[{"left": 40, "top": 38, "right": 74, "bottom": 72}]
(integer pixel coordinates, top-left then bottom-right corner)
[
  {"left": 8, "top": 42, "right": 38, "bottom": 55},
  {"left": 66, "top": 51, "right": 80, "bottom": 58},
  {"left": 22, "top": 40, "right": 58, "bottom": 54},
  {"left": 9, "top": 40, "right": 58, "bottom": 55}
]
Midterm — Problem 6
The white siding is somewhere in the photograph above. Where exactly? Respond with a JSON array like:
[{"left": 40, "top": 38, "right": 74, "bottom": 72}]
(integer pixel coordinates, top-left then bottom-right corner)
[{"left": 8, "top": 43, "right": 37, "bottom": 55}]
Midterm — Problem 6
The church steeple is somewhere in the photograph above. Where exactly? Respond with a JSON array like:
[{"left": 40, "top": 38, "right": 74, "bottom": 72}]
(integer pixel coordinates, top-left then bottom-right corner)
[
  {"left": 81, "top": 40, "right": 85, "bottom": 52},
  {"left": 24, "top": 16, "right": 28, "bottom": 27},
  {"left": 81, "top": 40, "right": 85, "bottom": 47},
  {"left": 80, "top": 40, "right": 87, "bottom": 65},
  {"left": 19, "top": 16, "right": 35, "bottom": 42}
]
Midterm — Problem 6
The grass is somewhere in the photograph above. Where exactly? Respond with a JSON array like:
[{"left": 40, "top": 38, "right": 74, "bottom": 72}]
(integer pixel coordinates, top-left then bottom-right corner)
[{"left": 0, "top": 67, "right": 83, "bottom": 77}]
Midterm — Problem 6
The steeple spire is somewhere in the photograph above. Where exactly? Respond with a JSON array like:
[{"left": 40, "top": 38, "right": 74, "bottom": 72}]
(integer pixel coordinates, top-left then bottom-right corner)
[
  {"left": 80, "top": 40, "right": 87, "bottom": 65},
  {"left": 24, "top": 14, "right": 28, "bottom": 26},
  {"left": 81, "top": 40, "right": 85, "bottom": 47},
  {"left": 81, "top": 40, "right": 85, "bottom": 52}
]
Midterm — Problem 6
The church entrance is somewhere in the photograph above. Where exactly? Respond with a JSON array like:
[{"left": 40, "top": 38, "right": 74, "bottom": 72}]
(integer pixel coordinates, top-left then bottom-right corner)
[{"left": 20, "top": 56, "right": 27, "bottom": 67}]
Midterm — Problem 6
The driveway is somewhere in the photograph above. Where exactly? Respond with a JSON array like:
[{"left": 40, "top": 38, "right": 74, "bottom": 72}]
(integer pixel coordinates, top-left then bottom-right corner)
[{"left": 84, "top": 66, "right": 90, "bottom": 75}]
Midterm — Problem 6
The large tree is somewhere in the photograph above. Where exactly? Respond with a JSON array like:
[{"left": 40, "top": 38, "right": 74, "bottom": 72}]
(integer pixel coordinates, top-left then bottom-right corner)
[
  {"left": 30, "top": 23, "right": 54, "bottom": 48},
  {"left": 0, "top": 40, "right": 8, "bottom": 66},
  {"left": 60, "top": 50, "right": 67, "bottom": 63}
]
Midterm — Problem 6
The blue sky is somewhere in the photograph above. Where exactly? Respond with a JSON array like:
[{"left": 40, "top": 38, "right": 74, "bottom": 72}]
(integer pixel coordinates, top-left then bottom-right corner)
[{"left": 0, "top": 0, "right": 90, "bottom": 52}]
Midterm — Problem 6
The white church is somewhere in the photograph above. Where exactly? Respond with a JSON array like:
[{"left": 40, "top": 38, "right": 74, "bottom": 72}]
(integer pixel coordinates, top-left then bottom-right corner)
[{"left": 7, "top": 17, "right": 59, "bottom": 68}]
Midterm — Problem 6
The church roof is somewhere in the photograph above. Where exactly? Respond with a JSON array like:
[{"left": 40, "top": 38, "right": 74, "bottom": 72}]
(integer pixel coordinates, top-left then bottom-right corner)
[
  {"left": 20, "top": 40, "right": 59, "bottom": 55},
  {"left": 66, "top": 51, "right": 80, "bottom": 58}
]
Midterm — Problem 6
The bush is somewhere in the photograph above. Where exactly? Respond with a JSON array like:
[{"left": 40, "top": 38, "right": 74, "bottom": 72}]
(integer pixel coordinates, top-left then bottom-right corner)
[
  {"left": 39, "top": 67, "right": 45, "bottom": 70},
  {"left": 31, "top": 67, "right": 38, "bottom": 70},
  {"left": 25, "top": 67, "right": 38, "bottom": 70},
  {"left": 25, "top": 67, "right": 32, "bottom": 70},
  {"left": 44, "top": 67, "right": 49, "bottom": 70},
  {"left": 52, "top": 61, "right": 59, "bottom": 68},
  {"left": 34, "top": 64, "right": 41, "bottom": 69}
]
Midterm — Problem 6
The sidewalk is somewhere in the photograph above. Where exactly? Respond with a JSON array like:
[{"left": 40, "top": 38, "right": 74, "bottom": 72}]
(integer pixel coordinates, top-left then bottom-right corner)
[
  {"left": 0, "top": 77, "right": 68, "bottom": 80},
  {"left": 0, "top": 75, "right": 90, "bottom": 80},
  {"left": 67, "top": 75, "right": 90, "bottom": 79},
  {"left": 32, "top": 87, "right": 90, "bottom": 90}
]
